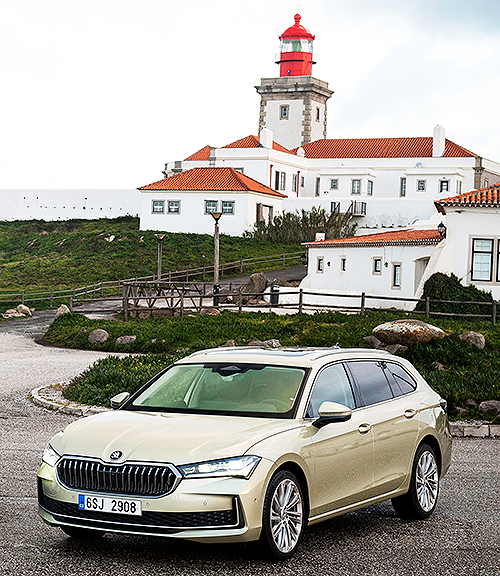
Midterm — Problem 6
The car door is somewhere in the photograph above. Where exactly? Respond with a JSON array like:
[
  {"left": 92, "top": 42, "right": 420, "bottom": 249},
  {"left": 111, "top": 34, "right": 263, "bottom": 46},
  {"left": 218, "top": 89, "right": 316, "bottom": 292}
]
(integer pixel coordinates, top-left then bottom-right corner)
[
  {"left": 306, "top": 362, "right": 375, "bottom": 518},
  {"left": 345, "top": 360, "right": 420, "bottom": 496}
]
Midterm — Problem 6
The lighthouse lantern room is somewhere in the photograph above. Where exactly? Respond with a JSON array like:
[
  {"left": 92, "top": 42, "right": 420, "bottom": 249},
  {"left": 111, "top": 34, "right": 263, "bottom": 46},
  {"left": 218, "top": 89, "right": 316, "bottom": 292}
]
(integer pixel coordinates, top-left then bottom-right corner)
[{"left": 278, "top": 13, "right": 316, "bottom": 77}]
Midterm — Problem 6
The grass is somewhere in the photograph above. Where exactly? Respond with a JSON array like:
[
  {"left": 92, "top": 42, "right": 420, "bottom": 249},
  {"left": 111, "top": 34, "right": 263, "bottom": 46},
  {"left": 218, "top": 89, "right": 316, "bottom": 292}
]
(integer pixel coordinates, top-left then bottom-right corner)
[{"left": 48, "top": 310, "right": 500, "bottom": 414}]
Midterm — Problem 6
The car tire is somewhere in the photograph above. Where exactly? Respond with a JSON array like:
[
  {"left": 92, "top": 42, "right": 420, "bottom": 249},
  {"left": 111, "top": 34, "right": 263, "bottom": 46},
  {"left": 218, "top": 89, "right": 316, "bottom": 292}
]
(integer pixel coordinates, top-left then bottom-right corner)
[
  {"left": 392, "top": 443, "right": 440, "bottom": 520},
  {"left": 260, "top": 470, "right": 305, "bottom": 560},
  {"left": 61, "top": 526, "right": 105, "bottom": 539}
]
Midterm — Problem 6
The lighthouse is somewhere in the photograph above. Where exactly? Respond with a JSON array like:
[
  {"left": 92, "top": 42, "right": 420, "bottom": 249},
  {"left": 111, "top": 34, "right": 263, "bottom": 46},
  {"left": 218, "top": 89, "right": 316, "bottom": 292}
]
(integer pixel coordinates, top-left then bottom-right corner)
[{"left": 255, "top": 14, "right": 333, "bottom": 150}]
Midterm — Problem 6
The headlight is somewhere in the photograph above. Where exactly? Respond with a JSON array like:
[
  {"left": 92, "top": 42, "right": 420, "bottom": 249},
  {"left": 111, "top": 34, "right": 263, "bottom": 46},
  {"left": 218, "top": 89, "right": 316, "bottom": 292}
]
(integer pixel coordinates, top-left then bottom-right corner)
[
  {"left": 42, "top": 444, "right": 61, "bottom": 467},
  {"left": 179, "top": 455, "right": 261, "bottom": 479}
]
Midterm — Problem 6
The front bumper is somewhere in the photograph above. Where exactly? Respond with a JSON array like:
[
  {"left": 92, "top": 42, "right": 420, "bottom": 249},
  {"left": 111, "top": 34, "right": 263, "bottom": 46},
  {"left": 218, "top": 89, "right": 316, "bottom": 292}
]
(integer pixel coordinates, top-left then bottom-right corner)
[{"left": 37, "top": 458, "right": 274, "bottom": 544}]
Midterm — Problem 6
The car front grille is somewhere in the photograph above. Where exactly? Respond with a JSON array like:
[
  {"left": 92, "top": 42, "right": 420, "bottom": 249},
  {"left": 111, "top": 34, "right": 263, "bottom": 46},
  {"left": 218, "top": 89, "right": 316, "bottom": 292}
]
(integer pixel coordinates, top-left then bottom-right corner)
[{"left": 57, "top": 458, "right": 181, "bottom": 497}]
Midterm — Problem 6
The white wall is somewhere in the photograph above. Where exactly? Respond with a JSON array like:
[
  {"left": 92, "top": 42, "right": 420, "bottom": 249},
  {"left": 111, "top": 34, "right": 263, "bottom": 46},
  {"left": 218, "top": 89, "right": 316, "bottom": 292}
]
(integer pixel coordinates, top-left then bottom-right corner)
[
  {"left": 139, "top": 190, "right": 283, "bottom": 236},
  {"left": 264, "top": 100, "right": 305, "bottom": 150},
  {"left": 0, "top": 189, "right": 141, "bottom": 221}
]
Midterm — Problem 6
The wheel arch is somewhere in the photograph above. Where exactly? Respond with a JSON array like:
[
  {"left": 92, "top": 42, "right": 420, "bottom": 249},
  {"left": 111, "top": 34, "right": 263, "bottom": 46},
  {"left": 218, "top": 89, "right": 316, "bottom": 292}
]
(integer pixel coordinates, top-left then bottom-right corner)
[
  {"left": 418, "top": 434, "right": 442, "bottom": 475},
  {"left": 274, "top": 461, "right": 310, "bottom": 523}
]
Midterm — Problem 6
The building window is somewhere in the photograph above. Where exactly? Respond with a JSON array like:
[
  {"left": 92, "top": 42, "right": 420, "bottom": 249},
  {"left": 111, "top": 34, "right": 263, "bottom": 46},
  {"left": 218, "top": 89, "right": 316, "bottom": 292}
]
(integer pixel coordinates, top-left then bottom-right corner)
[
  {"left": 222, "top": 201, "right": 235, "bottom": 214},
  {"left": 456, "top": 180, "right": 462, "bottom": 194},
  {"left": 152, "top": 200, "right": 165, "bottom": 214},
  {"left": 331, "top": 201, "right": 340, "bottom": 214},
  {"left": 256, "top": 203, "right": 273, "bottom": 223},
  {"left": 168, "top": 200, "right": 180, "bottom": 214},
  {"left": 351, "top": 180, "right": 361, "bottom": 195},
  {"left": 340, "top": 257, "right": 347, "bottom": 272},
  {"left": 234, "top": 167, "right": 244, "bottom": 174},
  {"left": 400, "top": 178, "right": 407, "bottom": 197},
  {"left": 471, "top": 239, "right": 493, "bottom": 281},
  {"left": 315, "top": 178, "right": 321, "bottom": 197},
  {"left": 300, "top": 176, "right": 305, "bottom": 188},
  {"left": 330, "top": 179, "right": 338, "bottom": 190},
  {"left": 275, "top": 171, "right": 280, "bottom": 191},
  {"left": 292, "top": 174, "right": 297, "bottom": 193},
  {"left": 440, "top": 180, "right": 449, "bottom": 193},
  {"left": 373, "top": 258, "right": 382, "bottom": 275},
  {"left": 205, "top": 200, "right": 218, "bottom": 214},
  {"left": 367, "top": 180, "right": 373, "bottom": 196},
  {"left": 485, "top": 179, "right": 489, "bottom": 187},
  {"left": 316, "top": 107, "right": 320, "bottom": 122},
  {"left": 280, "top": 105, "right": 289, "bottom": 120},
  {"left": 280, "top": 172, "right": 286, "bottom": 191},
  {"left": 317, "top": 257, "right": 324, "bottom": 273},
  {"left": 392, "top": 263, "right": 402, "bottom": 288},
  {"left": 417, "top": 180, "right": 426, "bottom": 191}
]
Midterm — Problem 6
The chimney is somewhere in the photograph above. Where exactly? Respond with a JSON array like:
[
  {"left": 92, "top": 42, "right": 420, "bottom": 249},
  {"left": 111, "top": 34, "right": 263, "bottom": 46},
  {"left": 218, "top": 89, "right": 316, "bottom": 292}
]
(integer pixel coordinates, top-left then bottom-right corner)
[
  {"left": 260, "top": 127, "right": 273, "bottom": 149},
  {"left": 432, "top": 125, "right": 445, "bottom": 157}
]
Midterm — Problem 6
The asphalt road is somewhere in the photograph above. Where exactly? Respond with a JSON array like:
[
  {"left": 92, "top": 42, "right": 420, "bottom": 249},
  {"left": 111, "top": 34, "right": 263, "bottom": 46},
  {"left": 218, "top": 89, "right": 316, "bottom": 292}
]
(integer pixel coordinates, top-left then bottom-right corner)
[{"left": 0, "top": 310, "right": 499, "bottom": 575}]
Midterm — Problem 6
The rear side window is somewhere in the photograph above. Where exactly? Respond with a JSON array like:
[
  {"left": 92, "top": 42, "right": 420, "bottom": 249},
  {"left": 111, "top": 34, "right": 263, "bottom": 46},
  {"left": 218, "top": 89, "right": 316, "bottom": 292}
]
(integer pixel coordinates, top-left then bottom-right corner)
[
  {"left": 346, "top": 361, "right": 393, "bottom": 406},
  {"left": 306, "top": 363, "right": 355, "bottom": 417},
  {"left": 384, "top": 363, "right": 417, "bottom": 396}
]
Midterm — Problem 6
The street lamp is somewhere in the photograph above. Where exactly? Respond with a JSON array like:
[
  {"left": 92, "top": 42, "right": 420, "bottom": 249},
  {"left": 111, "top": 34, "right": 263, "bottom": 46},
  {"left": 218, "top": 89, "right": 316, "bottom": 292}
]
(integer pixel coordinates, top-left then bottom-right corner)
[
  {"left": 210, "top": 212, "right": 222, "bottom": 305},
  {"left": 437, "top": 222, "right": 447, "bottom": 238},
  {"left": 155, "top": 233, "right": 165, "bottom": 281}
]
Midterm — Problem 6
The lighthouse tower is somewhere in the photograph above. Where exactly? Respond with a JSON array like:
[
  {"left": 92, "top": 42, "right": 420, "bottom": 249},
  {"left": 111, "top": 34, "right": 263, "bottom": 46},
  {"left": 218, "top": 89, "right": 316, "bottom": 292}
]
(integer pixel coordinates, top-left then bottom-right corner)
[{"left": 255, "top": 14, "right": 333, "bottom": 150}]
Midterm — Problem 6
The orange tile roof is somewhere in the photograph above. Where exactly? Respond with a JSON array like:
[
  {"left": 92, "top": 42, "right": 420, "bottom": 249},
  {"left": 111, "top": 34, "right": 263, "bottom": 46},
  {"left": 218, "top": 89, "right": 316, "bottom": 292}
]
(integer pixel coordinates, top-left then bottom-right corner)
[
  {"left": 303, "top": 229, "right": 442, "bottom": 248},
  {"left": 184, "top": 145, "right": 213, "bottom": 161},
  {"left": 138, "top": 167, "right": 287, "bottom": 198},
  {"left": 222, "top": 135, "right": 293, "bottom": 154},
  {"left": 293, "top": 137, "right": 477, "bottom": 159},
  {"left": 435, "top": 184, "right": 500, "bottom": 214}
]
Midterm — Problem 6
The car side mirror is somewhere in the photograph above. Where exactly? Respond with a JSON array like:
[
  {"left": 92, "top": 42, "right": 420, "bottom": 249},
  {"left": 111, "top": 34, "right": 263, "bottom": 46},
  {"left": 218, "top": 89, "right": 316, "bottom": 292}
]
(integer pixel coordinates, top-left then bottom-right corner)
[
  {"left": 110, "top": 391, "right": 131, "bottom": 410},
  {"left": 313, "top": 401, "right": 352, "bottom": 429}
]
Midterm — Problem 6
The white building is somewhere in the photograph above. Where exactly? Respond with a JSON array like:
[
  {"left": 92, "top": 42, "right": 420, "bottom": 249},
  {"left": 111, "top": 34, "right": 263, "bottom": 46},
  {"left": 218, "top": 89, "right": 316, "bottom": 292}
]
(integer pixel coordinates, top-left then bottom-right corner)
[{"left": 139, "top": 167, "right": 285, "bottom": 236}]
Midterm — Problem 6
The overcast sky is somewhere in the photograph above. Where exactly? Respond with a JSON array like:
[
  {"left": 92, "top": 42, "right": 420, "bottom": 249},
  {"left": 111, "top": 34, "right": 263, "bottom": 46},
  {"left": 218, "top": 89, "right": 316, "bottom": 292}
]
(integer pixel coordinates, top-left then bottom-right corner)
[{"left": 1, "top": 0, "right": 499, "bottom": 189}]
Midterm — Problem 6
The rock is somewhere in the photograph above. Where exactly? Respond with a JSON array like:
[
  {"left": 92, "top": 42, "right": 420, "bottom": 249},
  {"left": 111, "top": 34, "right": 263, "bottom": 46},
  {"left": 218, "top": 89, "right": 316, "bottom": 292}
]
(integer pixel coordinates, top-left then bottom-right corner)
[
  {"left": 55, "top": 304, "right": 70, "bottom": 318},
  {"left": 364, "top": 335, "right": 382, "bottom": 349},
  {"left": 478, "top": 400, "right": 500, "bottom": 414},
  {"left": 221, "top": 340, "right": 236, "bottom": 347},
  {"left": 465, "top": 398, "right": 478, "bottom": 407},
  {"left": 200, "top": 307, "right": 221, "bottom": 315},
  {"left": 88, "top": 329, "right": 110, "bottom": 344},
  {"left": 115, "top": 335, "right": 137, "bottom": 345},
  {"left": 16, "top": 304, "right": 32, "bottom": 316},
  {"left": 459, "top": 331, "right": 485, "bottom": 349},
  {"left": 373, "top": 319, "right": 445, "bottom": 346},
  {"left": 5, "top": 308, "right": 19, "bottom": 315},
  {"left": 239, "top": 273, "right": 269, "bottom": 303},
  {"left": 455, "top": 407, "right": 469, "bottom": 417},
  {"left": 432, "top": 361, "right": 447, "bottom": 371},
  {"left": 248, "top": 339, "right": 281, "bottom": 348},
  {"left": 385, "top": 344, "right": 408, "bottom": 355}
]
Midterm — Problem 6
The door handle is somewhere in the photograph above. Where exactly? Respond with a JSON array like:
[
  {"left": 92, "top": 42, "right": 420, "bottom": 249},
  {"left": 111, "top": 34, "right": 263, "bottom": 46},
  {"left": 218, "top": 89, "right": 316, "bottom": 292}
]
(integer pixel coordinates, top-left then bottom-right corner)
[
  {"left": 358, "top": 423, "right": 371, "bottom": 434},
  {"left": 404, "top": 409, "right": 417, "bottom": 419}
]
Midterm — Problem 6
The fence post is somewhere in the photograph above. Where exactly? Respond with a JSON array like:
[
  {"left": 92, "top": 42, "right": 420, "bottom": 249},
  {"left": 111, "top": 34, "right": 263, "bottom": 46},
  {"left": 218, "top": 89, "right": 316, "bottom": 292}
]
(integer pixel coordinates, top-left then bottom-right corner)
[
  {"left": 240, "top": 259, "right": 243, "bottom": 273},
  {"left": 425, "top": 297, "right": 430, "bottom": 319},
  {"left": 100, "top": 281, "right": 104, "bottom": 297},
  {"left": 168, "top": 271, "right": 172, "bottom": 283},
  {"left": 84, "top": 285, "right": 88, "bottom": 299},
  {"left": 360, "top": 292, "right": 366, "bottom": 316},
  {"left": 180, "top": 292, "right": 184, "bottom": 317},
  {"left": 298, "top": 289, "right": 303, "bottom": 314},
  {"left": 118, "top": 280, "right": 121, "bottom": 296},
  {"left": 493, "top": 301, "right": 497, "bottom": 325},
  {"left": 221, "top": 263, "right": 224, "bottom": 277},
  {"left": 22, "top": 292, "right": 25, "bottom": 305},
  {"left": 50, "top": 290, "right": 54, "bottom": 308},
  {"left": 282, "top": 252, "right": 286, "bottom": 266},
  {"left": 238, "top": 291, "right": 243, "bottom": 313},
  {"left": 203, "top": 266, "right": 206, "bottom": 281},
  {"left": 123, "top": 283, "right": 129, "bottom": 322},
  {"left": 69, "top": 296, "right": 73, "bottom": 312},
  {"left": 73, "top": 287, "right": 76, "bottom": 300}
]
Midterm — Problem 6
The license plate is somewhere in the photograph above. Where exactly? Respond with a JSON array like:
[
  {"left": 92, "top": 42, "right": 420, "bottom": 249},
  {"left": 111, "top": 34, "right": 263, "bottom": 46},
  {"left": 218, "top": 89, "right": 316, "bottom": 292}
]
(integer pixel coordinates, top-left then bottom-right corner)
[{"left": 78, "top": 494, "right": 142, "bottom": 516}]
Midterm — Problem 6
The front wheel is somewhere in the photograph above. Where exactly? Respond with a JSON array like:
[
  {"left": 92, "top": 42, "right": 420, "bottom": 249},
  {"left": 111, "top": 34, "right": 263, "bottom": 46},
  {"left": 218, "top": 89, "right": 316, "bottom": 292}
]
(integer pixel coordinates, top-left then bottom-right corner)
[
  {"left": 392, "top": 443, "right": 440, "bottom": 520},
  {"left": 260, "top": 470, "right": 305, "bottom": 560}
]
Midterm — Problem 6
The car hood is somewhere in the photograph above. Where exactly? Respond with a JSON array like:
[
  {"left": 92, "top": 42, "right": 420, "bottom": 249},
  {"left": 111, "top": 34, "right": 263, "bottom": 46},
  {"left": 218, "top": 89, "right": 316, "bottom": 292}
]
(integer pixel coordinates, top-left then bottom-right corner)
[{"left": 52, "top": 410, "right": 302, "bottom": 465}]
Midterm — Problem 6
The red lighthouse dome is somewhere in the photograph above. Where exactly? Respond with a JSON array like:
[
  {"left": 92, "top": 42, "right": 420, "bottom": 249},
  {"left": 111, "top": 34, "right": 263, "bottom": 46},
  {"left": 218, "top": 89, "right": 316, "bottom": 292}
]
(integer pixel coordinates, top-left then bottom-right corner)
[{"left": 277, "top": 14, "right": 315, "bottom": 77}]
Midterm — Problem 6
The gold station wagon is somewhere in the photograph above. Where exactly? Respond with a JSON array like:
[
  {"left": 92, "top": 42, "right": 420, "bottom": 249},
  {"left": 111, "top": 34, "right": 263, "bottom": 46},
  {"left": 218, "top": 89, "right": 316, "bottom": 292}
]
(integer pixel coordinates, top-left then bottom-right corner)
[{"left": 38, "top": 347, "right": 452, "bottom": 559}]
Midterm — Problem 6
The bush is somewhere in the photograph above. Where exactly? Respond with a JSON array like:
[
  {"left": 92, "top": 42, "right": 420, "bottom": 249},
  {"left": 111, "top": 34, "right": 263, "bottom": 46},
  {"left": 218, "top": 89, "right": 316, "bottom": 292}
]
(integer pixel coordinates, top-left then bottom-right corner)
[{"left": 416, "top": 272, "right": 493, "bottom": 316}]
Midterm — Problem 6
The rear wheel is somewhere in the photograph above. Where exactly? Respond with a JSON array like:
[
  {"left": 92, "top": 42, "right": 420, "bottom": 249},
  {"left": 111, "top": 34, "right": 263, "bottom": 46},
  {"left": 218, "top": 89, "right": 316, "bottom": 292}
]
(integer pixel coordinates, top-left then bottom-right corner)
[
  {"left": 61, "top": 526, "right": 105, "bottom": 539},
  {"left": 260, "top": 470, "right": 305, "bottom": 560},
  {"left": 392, "top": 443, "right": 439, "bottom": 520}
]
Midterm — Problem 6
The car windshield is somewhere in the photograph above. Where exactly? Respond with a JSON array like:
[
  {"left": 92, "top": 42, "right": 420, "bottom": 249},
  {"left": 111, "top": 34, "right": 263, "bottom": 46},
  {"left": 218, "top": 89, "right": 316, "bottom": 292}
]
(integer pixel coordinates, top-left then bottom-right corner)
[{"left": 128, "top": 363, "right": 307, "bottom": 418}]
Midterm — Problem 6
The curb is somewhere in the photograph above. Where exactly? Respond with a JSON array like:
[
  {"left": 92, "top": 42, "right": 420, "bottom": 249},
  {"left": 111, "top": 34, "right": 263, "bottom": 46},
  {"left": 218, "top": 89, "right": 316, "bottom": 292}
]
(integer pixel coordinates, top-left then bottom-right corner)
[{"left": 31, "top": 384, "right": 499, "bottom": 437}]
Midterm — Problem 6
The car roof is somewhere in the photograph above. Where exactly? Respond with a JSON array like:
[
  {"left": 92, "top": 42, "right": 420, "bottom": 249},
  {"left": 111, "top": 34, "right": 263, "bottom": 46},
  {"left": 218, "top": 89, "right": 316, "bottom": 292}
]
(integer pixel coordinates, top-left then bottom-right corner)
[{"left": 177, "top": 346, "right": 394, "bottom": 368}]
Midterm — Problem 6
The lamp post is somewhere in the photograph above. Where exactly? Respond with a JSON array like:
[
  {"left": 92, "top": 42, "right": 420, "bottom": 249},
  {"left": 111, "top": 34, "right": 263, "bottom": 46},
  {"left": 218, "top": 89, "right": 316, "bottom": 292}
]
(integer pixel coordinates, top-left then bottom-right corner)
[
  {"left": 210, "top": 212, "right": 222, "bottom": 305},
  {"left": 155, "top": 233, "right": 165, "bottom": 281},
  {"left": 437, "top": 222, "right": 447, "bottom": 238}
]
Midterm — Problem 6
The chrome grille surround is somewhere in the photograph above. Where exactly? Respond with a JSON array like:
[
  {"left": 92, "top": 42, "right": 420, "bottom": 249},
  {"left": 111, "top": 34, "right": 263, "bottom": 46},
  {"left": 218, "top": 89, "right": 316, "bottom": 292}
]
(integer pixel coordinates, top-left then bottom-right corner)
[{"left": 56, "top": 457, "right": 182, "bottom": 497}]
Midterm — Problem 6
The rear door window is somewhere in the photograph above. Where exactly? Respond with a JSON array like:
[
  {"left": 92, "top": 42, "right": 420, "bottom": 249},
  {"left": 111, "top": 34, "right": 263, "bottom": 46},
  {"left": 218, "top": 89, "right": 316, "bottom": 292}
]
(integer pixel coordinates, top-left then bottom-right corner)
[
  {"left": 384, "top": 362, "right": 418, "bottom": 396},
  {"left": 346, "top": 361, "right": 393, "bottom": 407}
]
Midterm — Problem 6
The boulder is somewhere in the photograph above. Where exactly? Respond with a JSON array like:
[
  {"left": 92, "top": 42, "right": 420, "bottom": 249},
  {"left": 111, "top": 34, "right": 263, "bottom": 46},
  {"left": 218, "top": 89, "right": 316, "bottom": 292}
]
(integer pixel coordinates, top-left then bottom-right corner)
[
  {"left": 373, "top": 319, "right": 445, "bottom": 346},
  {"left": 55, "top": 304, "right": 70, "bottom": 318},
  {"left": 248, "top": 339, "right": 281, "bottom": 348},
  {"left": 88, "top": 329, "right": 110, "bottom": 344},
  {"left": 363, "top": 335, "right": 382, "bottom": 349},
  {"left": 465, "top": 398, "right": 478, "bottom": 407},
  {"left": 220, "top": 340, "right": 236, "bottom": 347},
  {"left": 200, "top": 307, "right": 221, "bottom": 316},
  {"left": 478, "top": 400, "right": 500, "bottom": 414},
  {"left": 385, "top": 344, "right": 408, "bottom": 355},
  {"left": 115, "top": 335, "right": 137, "bottom": 345},
  {"left": 16, "top": 304, "right": 32, "bottom": 316},
  {"left": 239, "top": 273, "right": 269, "bottom": 303},
  {"left": 455, "top": 407, "right": 469, "bottom": 417},
  {"left": 459, "top": 331, "right": 485, "bottom": 349}
]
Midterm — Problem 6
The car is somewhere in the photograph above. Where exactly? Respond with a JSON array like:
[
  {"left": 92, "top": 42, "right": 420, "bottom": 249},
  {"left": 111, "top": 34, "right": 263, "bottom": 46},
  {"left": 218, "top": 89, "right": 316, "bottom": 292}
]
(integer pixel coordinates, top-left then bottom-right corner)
[{"left": 38, "top": 346, "right": 452, "bottom": 559}]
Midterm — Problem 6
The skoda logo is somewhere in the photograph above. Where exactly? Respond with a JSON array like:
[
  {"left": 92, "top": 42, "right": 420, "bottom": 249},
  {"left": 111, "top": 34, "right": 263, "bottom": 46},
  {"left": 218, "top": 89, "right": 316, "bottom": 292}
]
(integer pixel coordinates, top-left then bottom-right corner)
[{"left": 109, "top": 450, "right": 123, "bottom": 461}]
